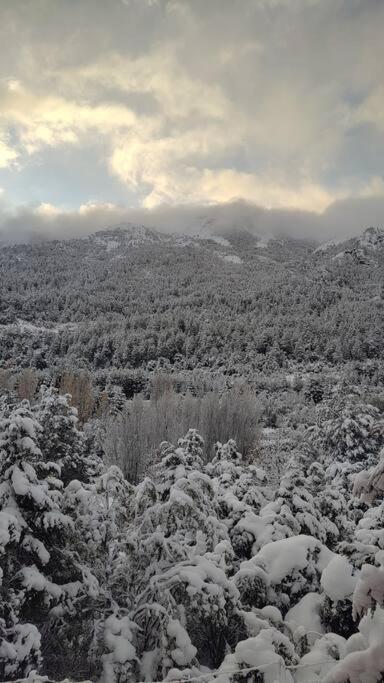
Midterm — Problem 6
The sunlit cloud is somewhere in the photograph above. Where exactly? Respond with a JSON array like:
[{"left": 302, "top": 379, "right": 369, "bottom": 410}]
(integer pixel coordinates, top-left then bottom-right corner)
[
  {"left": 0, "top": 139, "right": 18, "bottom": 168},
  {"left": 0, "top": 0, "right": 383, "bottom": 229}
]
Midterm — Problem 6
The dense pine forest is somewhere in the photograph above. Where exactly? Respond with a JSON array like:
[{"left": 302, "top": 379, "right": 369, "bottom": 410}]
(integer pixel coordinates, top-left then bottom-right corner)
[{"left": 0, "top": 226, "right": 383, "bottom": 376}]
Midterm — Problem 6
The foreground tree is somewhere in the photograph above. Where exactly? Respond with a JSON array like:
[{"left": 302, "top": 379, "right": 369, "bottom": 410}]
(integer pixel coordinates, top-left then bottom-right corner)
[{"left": 0, "top": 401, "right": 99, "bottom": 680}]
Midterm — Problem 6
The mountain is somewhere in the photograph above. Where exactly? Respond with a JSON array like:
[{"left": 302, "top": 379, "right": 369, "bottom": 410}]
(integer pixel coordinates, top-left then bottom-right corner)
[
  {"left": 0, "top": 225, "right": 383, "bottom": 375},
  {"left": 314, "top": 227, "right": 384, "bottom": 264},
  {"left": 89, "top": 223, "right": 167, "bottom": 249}
]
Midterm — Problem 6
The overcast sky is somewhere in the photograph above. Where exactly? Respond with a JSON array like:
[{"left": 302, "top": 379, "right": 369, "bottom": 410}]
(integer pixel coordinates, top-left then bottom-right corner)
[{"left": 0, "top": 0, "right": 383, "bottom": 241}]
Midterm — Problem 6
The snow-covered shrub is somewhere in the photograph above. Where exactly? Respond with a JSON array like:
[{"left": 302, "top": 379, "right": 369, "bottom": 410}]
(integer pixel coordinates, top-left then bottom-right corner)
[
  {"left": 353, "top": 500, "right": 384, "bottom": 549},
  {"left": 0, "top": 621, "right": 41, "bottom": 682},
  {"left": 64, "top": 464, "right": 134, "bottom": 596},
  {"left": 151, "top": 429, "right": 205, "bottom": 499},
  {"left": 101, "top": 612, "right": 138, "bottom": 683},
  {"left": 321, "top": 401, "right": 383, "bottom": 465},
  {"left": 236, "top": 535, "right": 334, "bottom": 613},
  {"left": 352, "top": 550, "right": 384, "bottom": 618},
  {"left": 134, "top": 603, "right": 198, "bottom": 683},
  {"left": 295, "top": 633, "right": 347, "bottom": 682},
  {"left": 323, "top": 458, "right": 384, "bottom": 682},
  {"left": 353, "top": 446, "right": 384, "bottom": 505},
  {"left": 285, "top": 591, "right": 325, "bottom": 657},
  {"left": 276, "top": 470, "right": 337, "bottom": 543},
  {"left": 216, "top": 629, "right": 297, "bottom": 683},
  {"left": 153, "top": 551, "right": 245, "bottom": 668},
  {"left": 4, "top": 385, "right": 384, "bottom": 682},
  {"left": 324, "top": 607, "right": 384, "bottom": 683},
  {"left": 233, "top": 465, "right": 272, "bottom": 511},
  {"left": 131, "top": 432, "right": 227, "bottom": 578},
  {"left": 320, "top": 555, "right": 358, "bottom": 638}
]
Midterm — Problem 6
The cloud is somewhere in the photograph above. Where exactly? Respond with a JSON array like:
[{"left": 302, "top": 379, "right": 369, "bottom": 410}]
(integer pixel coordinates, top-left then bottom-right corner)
[
  {"left": 0, "top": 195, "right": 383, "bottom": 245},
  {"left": 0, "top": 80, "right": 145, "bottom": 155},
  {"left": 0, "top": 0, "right": 383, "bottom": 217},
  {"left": 0, "top": 202, "right": 129, "bottom": 243},
  {"left": 0, "top": 139, "right": 18, "bottom": 168},
  {"left": 193, "top": 170, "right": 343, "bottom": 213}
]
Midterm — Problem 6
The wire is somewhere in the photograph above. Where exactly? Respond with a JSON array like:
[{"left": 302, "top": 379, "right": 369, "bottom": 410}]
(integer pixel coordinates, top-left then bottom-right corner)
[
  {"left": 144, "top": 655, "right": 336, "bottom": 683},
  {"left": 17, "top": 654, "right": 336, "bottom": 683}
]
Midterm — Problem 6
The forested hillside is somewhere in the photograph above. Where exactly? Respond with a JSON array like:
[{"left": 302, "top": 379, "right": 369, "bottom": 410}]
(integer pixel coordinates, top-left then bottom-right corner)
[{"left": 0, "top": 226, "right": 383, "bottom": 375}]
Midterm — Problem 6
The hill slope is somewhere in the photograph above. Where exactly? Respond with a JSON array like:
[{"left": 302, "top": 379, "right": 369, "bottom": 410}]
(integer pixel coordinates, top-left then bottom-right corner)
[{"left": 0, "top": 226, "right": 383, "bottom": 374}]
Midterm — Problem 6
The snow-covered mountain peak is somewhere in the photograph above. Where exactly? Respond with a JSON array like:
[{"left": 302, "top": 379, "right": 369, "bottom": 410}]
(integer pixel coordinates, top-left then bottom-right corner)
[
  {"left": 314, "top": 227, "right": 384, "bottom": 257},
  {"left": 359, "top": 226, "right": 384, "bottom": 249},
  {"left": 88, "top": 222, "right": 166, "bottom": 249}
]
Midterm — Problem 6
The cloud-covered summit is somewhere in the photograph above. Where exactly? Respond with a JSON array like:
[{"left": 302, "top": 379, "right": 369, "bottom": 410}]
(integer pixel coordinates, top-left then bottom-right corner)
[
  {"left": 1, "top": 197, "right": 383, "bottom": 245},
  {"left": 0, "top": 0, "right": 383, "bottom": 236}
]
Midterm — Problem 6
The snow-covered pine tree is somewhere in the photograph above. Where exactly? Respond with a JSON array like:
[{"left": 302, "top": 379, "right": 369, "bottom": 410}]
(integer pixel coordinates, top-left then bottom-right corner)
[
  {"left": 63, "top": 465, "right": 137, "bottom": 682},
  {"left": 0, "top": 400, "right": 99, "bottom": 680},
  {"left": 321, "top": 400, "right": 383, "bottom": 466},
  {"left": 34, "top": 386, "right": 102, "bottom": 485},
  {"left": 104, "top": 383, "right": 126, "bottom": 416}
]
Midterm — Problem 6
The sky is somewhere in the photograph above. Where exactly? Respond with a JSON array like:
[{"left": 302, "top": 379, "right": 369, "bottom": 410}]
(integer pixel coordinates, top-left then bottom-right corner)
[{"left": 0, "top": 0, "right": 384, "bottom": 242}]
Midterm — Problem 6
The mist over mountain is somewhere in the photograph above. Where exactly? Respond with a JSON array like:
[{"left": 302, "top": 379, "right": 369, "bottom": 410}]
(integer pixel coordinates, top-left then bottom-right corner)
[{"left": 1, "top": 196, "right": 384, "bottom": 246}]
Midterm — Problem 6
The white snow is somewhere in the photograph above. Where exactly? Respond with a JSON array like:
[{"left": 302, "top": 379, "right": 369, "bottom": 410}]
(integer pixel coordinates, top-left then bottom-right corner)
[
  {"left": 222, "top": 254, "right": 243, "bottom": 264},
  {"left": 12, "top": 465, "right": 45, "bottom": 504},
  {"left": 321, "top": 556, "right": 357, "bottom": 602},
  {"left": 0, "top": 319, "right": 78, "bottom": 334},
  {"left": 285, "top": 592, "right": 324, "bottom": 636},
  {"left": 167, "top": 555, "right": 239, "bottom": 599},
  {"left": 313, "top": 238, "right": 345, "bottom": 253},
  {"left": 217, "top": 631, "right": 294, "bottom": 683},
  {"left": 359, "top": 226, "right": 384, "bottom": 249},
  {"left": 352, "top": 556, "right": 384, "bottom": 618},
  {"left": 19, "top": 564, "right": 69, "bottom": 601},
  {"left": 0, "top": 509, "right": 23, "bottom": 550},
  {"left": 106, "top": 239, "right": 119, "bottom": 251},
  {"left": 214, "top": 251, "right": 243, "bottom": 264},
  {"left": 22, "top": 535, "right": 50, "bottom": 565},
  {"left": 104, "top": 614, "right": 136, "bottom": 663},
  {"left": 256, "top": 235, "right": 273, "bottom": 249},
  {"left": 0, "top": 623, "right": 41, "bottom": 677},
  {"left": 253, "top": 535, "right": 334, "bottom": 584},
  {"left": 324, "top": 607, "right": 384, "bottom": 683},
  {"left": 167, "top": 618, "right": 197, "bottom": 665},
  {"left": 296, "top": 633, "right": 346, "bottom": 682}
]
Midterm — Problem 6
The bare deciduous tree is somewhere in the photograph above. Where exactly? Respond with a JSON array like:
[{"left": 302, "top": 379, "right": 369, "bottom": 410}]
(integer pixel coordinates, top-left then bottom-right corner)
[
  {"left": 59, "top": 370, "right": 94, "bottom": 423},
  {"left": 103, "top": 385, "right": 260, "bottom": 483},
  {"left": 16, "top": 368, "right": 38, "bottom": 402},
  {"left": 0, "top": 369, "right": 14, "bottom": 395}
]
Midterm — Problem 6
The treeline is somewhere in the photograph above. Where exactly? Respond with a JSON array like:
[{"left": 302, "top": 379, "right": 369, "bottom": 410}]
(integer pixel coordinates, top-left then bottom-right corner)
[{"left": 0, "top": 367, "right": 240, "bottom": 419}]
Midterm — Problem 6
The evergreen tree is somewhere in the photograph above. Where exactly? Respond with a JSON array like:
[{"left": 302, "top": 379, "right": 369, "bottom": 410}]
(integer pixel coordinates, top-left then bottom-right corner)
[
  {"left": 35, "top": 386, "right": 102, "bottom": 485},
  {"left": 0, "top": 401, "right": 98, "bottom": 680}
]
